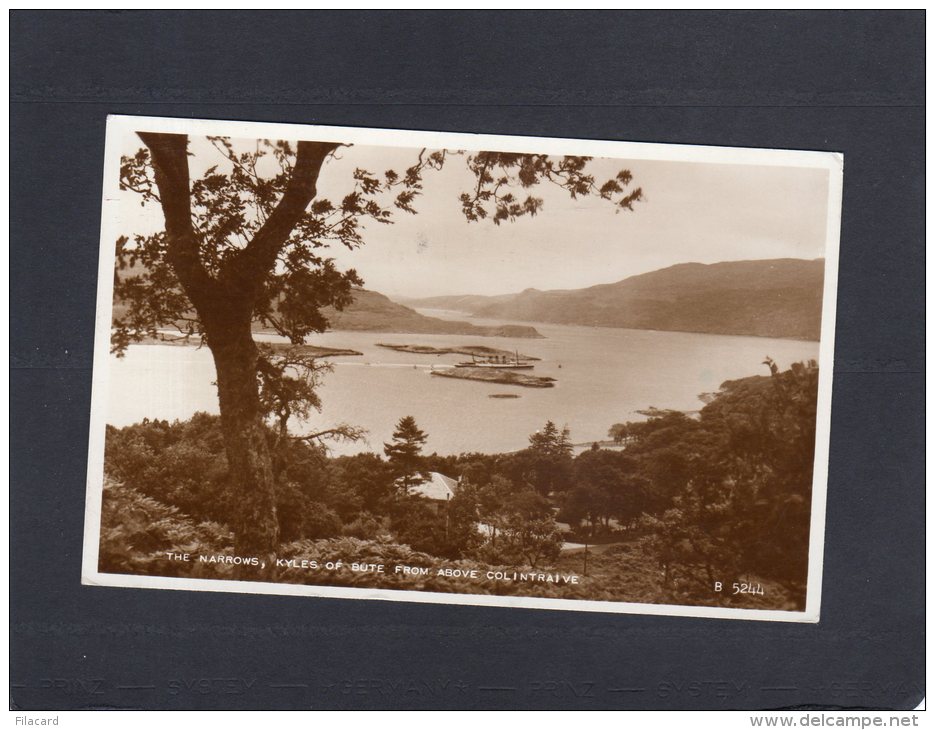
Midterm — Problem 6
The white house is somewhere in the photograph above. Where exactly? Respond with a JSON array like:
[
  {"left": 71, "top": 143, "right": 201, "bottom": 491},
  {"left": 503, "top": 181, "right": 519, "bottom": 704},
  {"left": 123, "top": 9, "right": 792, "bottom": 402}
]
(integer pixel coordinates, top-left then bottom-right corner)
[{"left": 411, "top": 472, "right": 458, "bottom": 502}]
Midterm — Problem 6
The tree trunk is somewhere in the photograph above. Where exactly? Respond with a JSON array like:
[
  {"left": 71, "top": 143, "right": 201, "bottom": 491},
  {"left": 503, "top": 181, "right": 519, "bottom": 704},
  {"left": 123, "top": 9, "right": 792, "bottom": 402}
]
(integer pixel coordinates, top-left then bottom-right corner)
[
  {"left": 138, "top": 133, "right": 339, "bottom": 577},
  {"left": 208, "top": 321, "right": 279, "bottom": 575}
]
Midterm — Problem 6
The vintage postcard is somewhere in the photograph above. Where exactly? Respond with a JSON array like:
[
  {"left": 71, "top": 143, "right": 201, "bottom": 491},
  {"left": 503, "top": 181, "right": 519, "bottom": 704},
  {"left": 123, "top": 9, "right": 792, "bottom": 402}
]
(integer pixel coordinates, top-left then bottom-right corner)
[{"left": 82, "top": 115, "right": 842, "bottom": 622}]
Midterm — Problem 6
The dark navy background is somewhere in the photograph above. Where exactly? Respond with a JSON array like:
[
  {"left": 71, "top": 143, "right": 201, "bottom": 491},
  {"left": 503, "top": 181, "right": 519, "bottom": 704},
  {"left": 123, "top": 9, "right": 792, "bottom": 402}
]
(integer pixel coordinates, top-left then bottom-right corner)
[{"left": 10, "top": 11, "right": 925, "bottom": 710}]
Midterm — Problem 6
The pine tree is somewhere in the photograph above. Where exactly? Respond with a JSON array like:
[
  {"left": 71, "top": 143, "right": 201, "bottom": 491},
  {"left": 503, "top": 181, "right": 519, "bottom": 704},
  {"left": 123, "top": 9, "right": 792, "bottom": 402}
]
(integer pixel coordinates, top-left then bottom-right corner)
[
  {"left": 383, "top": 416, "right": 428, "bottom": 492},
  {"left": 529, "top": 420, "right": 573, "bottom": 455}
]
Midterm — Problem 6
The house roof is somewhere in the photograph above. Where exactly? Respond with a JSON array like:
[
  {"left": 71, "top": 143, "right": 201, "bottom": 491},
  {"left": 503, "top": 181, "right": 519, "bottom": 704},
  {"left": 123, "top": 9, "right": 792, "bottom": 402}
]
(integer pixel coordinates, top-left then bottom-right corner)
[{"left": 411, "top": 472, "right": 458, "bottom": 501}]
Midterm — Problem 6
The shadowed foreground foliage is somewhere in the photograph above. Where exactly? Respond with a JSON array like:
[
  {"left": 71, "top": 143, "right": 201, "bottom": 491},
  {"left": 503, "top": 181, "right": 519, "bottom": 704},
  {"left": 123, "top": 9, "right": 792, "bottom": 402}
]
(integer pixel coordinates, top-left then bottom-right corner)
[{"left": 98, "top": 480, "right": 793, "bottom": 608}]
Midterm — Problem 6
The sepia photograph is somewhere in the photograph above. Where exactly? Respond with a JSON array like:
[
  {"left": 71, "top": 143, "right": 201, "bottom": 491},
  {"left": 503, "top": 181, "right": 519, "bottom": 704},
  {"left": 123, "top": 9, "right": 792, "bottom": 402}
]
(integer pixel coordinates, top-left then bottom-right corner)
[{"left": 81, "top": 115, "right": 842, "bottom": 622}]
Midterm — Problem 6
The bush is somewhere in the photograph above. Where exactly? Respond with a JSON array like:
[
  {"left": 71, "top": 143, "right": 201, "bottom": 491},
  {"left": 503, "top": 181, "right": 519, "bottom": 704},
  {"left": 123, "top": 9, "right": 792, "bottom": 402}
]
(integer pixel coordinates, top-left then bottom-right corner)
[
  {"left": 104, "top": 414, "right": 233, "bottom": 527},
  {"left": 105, "top": 414, "right": 351, "bottom": 543},
  {"left": 341, "top": 512, "right": 386, "bottom": 540},
  {"left": 98, "top": 478, "right": 234, "bottom": 578}
]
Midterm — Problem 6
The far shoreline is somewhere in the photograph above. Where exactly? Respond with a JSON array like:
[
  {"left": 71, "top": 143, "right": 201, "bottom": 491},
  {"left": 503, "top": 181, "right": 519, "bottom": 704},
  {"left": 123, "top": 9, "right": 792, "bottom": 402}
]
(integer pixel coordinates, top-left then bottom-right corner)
[{"left": 413, "top": 308, "right": 822, "bottom": 345}]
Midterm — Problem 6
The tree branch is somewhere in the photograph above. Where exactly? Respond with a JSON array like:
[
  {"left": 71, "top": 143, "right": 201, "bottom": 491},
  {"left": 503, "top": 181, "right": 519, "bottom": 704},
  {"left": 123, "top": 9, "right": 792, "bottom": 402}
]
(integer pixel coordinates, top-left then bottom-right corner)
[
  {"left": 230, "top": 141, "right": 340, "bottom": 291},
  {"left": 290, "top": 424, "right": 368, "bottom": 449},
  {"left": 137, "top": 132, "right": 217, "bottom": 312}
]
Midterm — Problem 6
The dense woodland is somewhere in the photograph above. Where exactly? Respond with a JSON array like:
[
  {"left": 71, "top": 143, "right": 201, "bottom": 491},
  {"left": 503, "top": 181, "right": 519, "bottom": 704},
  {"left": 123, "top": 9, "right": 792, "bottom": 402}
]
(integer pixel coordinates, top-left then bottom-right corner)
[{"left": 100, "top": 357, "right": 818, "bottom": 610}]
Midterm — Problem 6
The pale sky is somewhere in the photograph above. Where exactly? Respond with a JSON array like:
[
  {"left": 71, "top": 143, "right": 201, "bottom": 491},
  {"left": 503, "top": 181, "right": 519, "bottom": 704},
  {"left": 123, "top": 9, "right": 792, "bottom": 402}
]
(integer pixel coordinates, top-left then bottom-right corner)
[{"left": 117, "top": 134, "right": 831, "bottom": 299}]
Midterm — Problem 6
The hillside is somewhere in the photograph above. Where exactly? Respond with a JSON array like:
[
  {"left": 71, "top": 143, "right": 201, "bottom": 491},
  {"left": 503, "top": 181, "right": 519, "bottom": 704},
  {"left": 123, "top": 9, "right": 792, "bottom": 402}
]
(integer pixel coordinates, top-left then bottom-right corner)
[
  {"left": 112, "top": 263, "right": 543, "bottom": 339},
  {"left": 406, "top": 259, "right": 825, "bottom": 340},
  {"left": 321, "top": 289, "right": 543, "bottom": 338}
]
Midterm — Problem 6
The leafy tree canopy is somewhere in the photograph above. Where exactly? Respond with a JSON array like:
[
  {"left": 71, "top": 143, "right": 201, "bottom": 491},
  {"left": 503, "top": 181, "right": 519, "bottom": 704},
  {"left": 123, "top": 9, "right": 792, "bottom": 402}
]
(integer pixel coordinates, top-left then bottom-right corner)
[{"left": 114, "top": 139, "right": 643, "bottom": 352}]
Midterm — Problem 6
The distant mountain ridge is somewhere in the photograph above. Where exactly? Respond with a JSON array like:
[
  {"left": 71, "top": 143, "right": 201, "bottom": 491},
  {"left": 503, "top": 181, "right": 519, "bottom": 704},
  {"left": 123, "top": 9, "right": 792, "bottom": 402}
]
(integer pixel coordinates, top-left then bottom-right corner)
[
  {"left": 321, "top": 288, "right": 543, "bottom": 338},
  {"left": 405, "top": 258, "right": 825, "bottom": 341}
]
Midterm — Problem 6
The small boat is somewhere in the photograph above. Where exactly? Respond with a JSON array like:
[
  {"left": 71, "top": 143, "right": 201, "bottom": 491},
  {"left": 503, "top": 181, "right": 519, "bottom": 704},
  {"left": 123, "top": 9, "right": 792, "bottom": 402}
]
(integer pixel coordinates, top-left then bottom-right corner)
[{"left": 454, "top": 350, "right": 535, "bottom": 370}]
